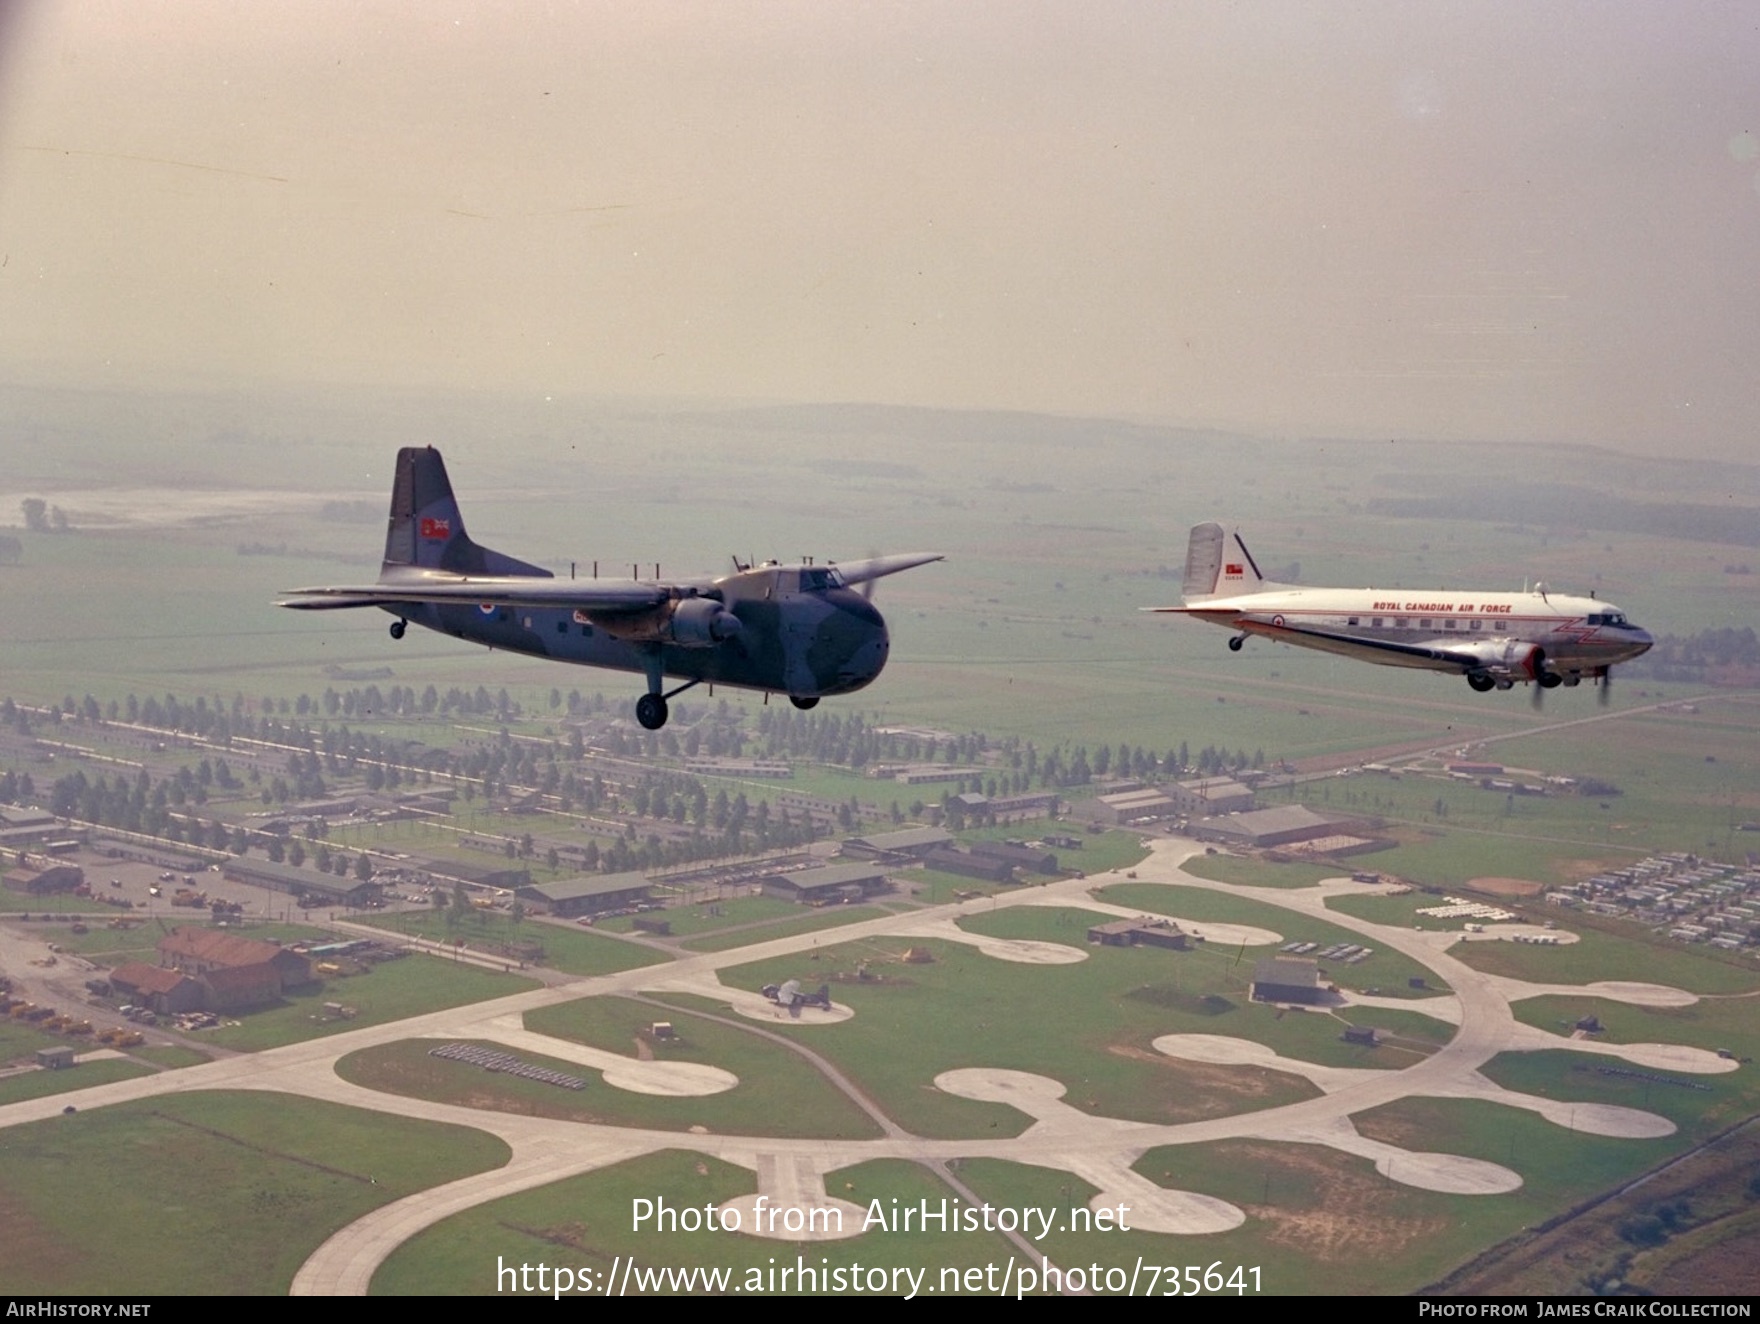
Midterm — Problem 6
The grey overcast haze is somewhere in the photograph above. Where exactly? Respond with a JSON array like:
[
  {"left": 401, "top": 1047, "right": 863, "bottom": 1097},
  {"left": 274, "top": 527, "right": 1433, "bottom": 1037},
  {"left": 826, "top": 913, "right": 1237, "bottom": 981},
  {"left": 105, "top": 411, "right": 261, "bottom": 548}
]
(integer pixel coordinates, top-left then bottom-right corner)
[{"left": 2, "top": 1, "right": 1758, "bottom": 459}]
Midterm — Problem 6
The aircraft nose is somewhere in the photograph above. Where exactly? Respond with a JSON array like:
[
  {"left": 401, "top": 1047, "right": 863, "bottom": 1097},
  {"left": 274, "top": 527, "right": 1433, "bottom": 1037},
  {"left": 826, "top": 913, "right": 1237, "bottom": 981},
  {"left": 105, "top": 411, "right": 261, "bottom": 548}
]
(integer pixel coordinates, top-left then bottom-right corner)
[
  {"left": 842, "top": 630, "right": 889, "bottom": 686},
  {"left": 826, "top": 595, "right": 890, "bottom": 690}
]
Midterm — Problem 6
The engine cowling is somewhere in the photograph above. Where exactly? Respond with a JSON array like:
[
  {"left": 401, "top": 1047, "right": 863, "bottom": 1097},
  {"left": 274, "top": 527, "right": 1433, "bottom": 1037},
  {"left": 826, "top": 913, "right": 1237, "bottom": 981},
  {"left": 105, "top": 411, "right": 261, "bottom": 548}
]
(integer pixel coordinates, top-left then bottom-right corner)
[
  {"left": 664, "top": 596, "right": 744, "bottom": 647},
  {"left": 582, "top": 594, "right": 744, "bottom": 648},
  {"left": 1451, "top": 638, "right": 1543, "bottom": 678}
]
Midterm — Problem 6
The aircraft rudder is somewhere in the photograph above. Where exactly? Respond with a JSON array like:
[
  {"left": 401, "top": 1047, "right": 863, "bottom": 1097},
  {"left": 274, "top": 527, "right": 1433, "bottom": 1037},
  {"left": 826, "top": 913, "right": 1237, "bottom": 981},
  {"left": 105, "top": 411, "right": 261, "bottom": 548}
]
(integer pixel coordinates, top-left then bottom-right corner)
[
  {"left": 1182, "top": 522, "right": 1269, "bottom": 600},
  {"left": 1182, "top": 521, "right": 1226, "bottom": 600}
]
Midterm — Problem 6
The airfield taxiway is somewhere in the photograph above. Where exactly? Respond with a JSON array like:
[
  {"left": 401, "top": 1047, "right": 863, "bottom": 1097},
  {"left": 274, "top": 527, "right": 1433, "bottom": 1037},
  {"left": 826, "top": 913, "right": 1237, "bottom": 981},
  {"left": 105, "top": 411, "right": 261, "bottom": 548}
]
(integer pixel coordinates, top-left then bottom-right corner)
[{"left": 0, "top": 837, "right": 1737, "bottom": 1294}]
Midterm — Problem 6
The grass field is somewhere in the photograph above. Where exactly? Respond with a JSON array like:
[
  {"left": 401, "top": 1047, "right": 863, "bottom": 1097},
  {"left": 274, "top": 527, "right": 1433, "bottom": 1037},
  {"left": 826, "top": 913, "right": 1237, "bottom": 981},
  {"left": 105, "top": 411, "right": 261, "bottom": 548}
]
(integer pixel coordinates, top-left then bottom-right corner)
[
  {"left": 1449, "top": 925, "right": 1760, "bottom": 995},
  {"left": 1477, "top": 1050, "right": 1756, "bottom": 1138},
  {"left": 202, "top": 954, "right": 541, "bottom": 1052},
  {"left": 0, "top": 1089, "right": 510, "bottom": 1294},
  {"left": 1509, "top": 992, "right": 1760, "bottom": 1065},
  {"left": 370, "top": 1152, "right": 1015, "bottom": 1295},
  {"left": 589, "top": 893, "right": 801, "bottom": 937},
  {"left": 360, "top": 908, "right": 666, "bottom": 978},
  {"left": 0, "top": 1056, "right": 153, "bottom": 1105},
  {"left": 1095, "top": 881, "right": 1452, "bottom": 998},
  {"left": 679, "top": 904, "right": 890, "bottom": 952},
  {"left": 1179, "top": 853, "right": 1338, "bottom": 889},
  {"left": 337, "top": 997, "right": 882, "bottom": 1139},
  {"left": 523, "top": 996, "right": 881, "bottom": 1139},
  {"left": 954, "top": 1149, "right": 1452, "bottom": 1295},
  {"left": 713, "top": 925, "right": 1326, "bottom": 1139}
]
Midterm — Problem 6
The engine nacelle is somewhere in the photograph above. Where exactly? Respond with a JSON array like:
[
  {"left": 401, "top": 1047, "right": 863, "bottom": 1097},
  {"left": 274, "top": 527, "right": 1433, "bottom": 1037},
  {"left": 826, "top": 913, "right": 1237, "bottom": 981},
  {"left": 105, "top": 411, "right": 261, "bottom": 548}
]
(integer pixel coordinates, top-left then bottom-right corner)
[
  {"left": 1454, "top": 638, "right": 1544, "bottom": 679},
  {"left": 582, "top": 594, "right": 744, "bottom": 648},
  {"left": 664, "top": 596, "right": 744, "bottom": 647}
]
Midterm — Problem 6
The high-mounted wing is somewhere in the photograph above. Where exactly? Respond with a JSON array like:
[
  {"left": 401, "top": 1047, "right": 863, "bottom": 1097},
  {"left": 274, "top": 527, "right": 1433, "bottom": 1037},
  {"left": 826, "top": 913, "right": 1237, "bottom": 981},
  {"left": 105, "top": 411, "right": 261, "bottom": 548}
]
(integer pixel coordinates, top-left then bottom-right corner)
[
  {"left": 278, "top": 573, "right": 670, "bottom": 614},
  {"left": 830, "top": 553, "right": 945, "bottom": 590}
]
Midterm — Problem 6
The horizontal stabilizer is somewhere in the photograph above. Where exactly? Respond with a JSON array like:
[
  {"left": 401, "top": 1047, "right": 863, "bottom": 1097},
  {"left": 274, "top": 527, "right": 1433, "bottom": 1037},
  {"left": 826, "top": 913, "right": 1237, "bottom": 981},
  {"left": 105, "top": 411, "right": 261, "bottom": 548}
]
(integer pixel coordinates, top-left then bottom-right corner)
[{"left": 277, "top": 594, "right": 401, "bottom": 611}]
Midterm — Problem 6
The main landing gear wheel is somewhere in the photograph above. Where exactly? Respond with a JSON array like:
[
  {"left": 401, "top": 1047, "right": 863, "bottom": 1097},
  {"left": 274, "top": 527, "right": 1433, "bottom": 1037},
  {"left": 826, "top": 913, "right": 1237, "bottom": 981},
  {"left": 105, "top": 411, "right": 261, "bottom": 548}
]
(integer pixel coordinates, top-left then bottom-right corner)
[
  {"left": 635, "top": 693, "right": 669, "bottom": 730},
  {"left": 789, "top": 696, "right": 819, "bottom": 711},
  {"left": 1539, "top": 671, "right": 1564, "bottom": 688},
  {"left": 1227, "top": 635, "right": 1245, "bottom": 652},
  {"left": 1467, "top": 672, "right": 1495, "bottom": 693},
  {"left": 389, "top": 619, "right": 406, "bottom": 640}
]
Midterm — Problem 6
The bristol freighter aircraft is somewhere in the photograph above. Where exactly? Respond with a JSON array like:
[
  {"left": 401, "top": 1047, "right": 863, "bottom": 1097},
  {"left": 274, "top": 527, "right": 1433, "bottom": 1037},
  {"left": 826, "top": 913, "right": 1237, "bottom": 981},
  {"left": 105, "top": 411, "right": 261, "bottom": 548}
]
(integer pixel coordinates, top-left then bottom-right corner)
[
  {"left": 1152, "top": 521, "right": 1653, "bottom": 701},
  {"left": 280, "top": 447, "right": 941, "bottom": 730}
]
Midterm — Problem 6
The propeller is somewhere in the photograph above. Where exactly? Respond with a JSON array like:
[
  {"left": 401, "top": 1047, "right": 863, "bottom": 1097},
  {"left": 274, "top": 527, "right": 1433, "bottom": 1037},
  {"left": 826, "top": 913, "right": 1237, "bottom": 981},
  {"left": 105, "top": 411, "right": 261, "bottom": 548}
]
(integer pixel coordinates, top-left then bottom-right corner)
[
  {"left": 1599, "top": 666, "right": 1612, "bottom": 707},
  {"left": 1528, "top": 645, "right": 1547, "bottom": 711}
]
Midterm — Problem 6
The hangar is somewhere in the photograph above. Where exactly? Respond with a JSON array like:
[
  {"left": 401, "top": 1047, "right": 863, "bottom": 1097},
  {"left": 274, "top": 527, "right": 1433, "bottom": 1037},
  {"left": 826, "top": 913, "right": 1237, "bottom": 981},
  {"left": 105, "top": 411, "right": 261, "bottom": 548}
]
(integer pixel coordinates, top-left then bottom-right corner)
[{"left": 1250, "top": 956, "right": 1330, "bottom": 1005}]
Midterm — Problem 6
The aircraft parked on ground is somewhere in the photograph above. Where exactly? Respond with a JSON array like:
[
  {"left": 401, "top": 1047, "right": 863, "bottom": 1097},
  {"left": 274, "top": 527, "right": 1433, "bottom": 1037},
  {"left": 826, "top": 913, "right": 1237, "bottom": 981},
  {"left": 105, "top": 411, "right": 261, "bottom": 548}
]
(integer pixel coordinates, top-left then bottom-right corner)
[
  {"left": 762, "top": 980, "right": 833, "bottom": 1017},
  {"left": 1151, "top": 522, "right": 1653, "bottom": 702},
  {"left": 280, "top": 447, "right": 941, "bottom": 729}
]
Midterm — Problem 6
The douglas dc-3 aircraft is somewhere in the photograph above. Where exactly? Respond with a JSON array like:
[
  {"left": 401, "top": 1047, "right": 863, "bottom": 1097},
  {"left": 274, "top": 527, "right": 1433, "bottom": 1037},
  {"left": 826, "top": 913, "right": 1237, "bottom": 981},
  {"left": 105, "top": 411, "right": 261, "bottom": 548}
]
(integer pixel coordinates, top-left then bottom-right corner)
[
  {"left": 280, "top": 448, "right": 941, "bottom": 730},
  {"left": 1153, "top": 522, "right": 1653, "bottom": 702}
]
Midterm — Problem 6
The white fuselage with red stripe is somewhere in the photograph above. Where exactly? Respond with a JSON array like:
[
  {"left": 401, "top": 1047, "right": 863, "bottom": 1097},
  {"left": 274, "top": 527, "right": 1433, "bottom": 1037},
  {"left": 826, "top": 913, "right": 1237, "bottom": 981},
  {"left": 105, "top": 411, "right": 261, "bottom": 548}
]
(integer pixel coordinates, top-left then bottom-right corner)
[{"left": 1154, "top": 523, "right": 1653, "bottom": 692}]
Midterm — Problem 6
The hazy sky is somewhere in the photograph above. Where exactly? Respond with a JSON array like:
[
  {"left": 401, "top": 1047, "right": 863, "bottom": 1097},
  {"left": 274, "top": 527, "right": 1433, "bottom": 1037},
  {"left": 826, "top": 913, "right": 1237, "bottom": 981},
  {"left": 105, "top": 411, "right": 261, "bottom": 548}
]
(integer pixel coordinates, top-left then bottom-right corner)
[{"left": 2, "top": 1, "right": 1757, "bottom": 457}]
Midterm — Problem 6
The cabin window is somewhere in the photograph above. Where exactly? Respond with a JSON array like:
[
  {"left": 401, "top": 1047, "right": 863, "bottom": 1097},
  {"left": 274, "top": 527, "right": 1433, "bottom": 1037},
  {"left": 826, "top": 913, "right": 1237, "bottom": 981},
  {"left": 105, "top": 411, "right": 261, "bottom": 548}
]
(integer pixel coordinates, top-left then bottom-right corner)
[
  {"left": 1469, "top": 619, "right": 1482, "bottom": 632},
  {"left": 1347, "top": 616, "right": 1359, "bottom": 627},
  {"left": 1444, "top": 619, "right": 1457, "bottom": 629},
  {"left": 1371, "top": 616, "right": 1384, "bottom": 628},
  {"left": 1419, "top": 618, "right": 1433, "bottom": 629},
  {"left": 1494, "top": 621, "right": 1508, "bottom": 632},
  {"left": 555, "top": 621, "right": 566, "bottom": 634},
  {"left": 1395, "top": 617, "right": 1409, "bottom": 628}
]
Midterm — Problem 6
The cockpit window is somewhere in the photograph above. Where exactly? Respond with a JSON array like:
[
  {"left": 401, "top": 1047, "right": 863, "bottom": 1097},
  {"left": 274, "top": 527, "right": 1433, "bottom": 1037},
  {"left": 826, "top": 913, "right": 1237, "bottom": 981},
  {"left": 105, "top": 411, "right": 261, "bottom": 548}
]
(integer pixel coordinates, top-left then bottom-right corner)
[{"left": 799, "top": 567, "right": 843, "bottom": 592}]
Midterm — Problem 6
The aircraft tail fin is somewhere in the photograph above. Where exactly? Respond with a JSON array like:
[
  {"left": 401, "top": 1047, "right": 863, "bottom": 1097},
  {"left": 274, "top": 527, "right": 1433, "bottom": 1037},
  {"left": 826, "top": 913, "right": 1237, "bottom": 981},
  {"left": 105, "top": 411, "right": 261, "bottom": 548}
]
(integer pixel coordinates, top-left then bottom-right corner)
[
  {"left": 1182, "top": 521, "right": 1268, "bottom": 601},
  {"left": 380, "top": 447, "right": 551, "bottom": 579}
]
